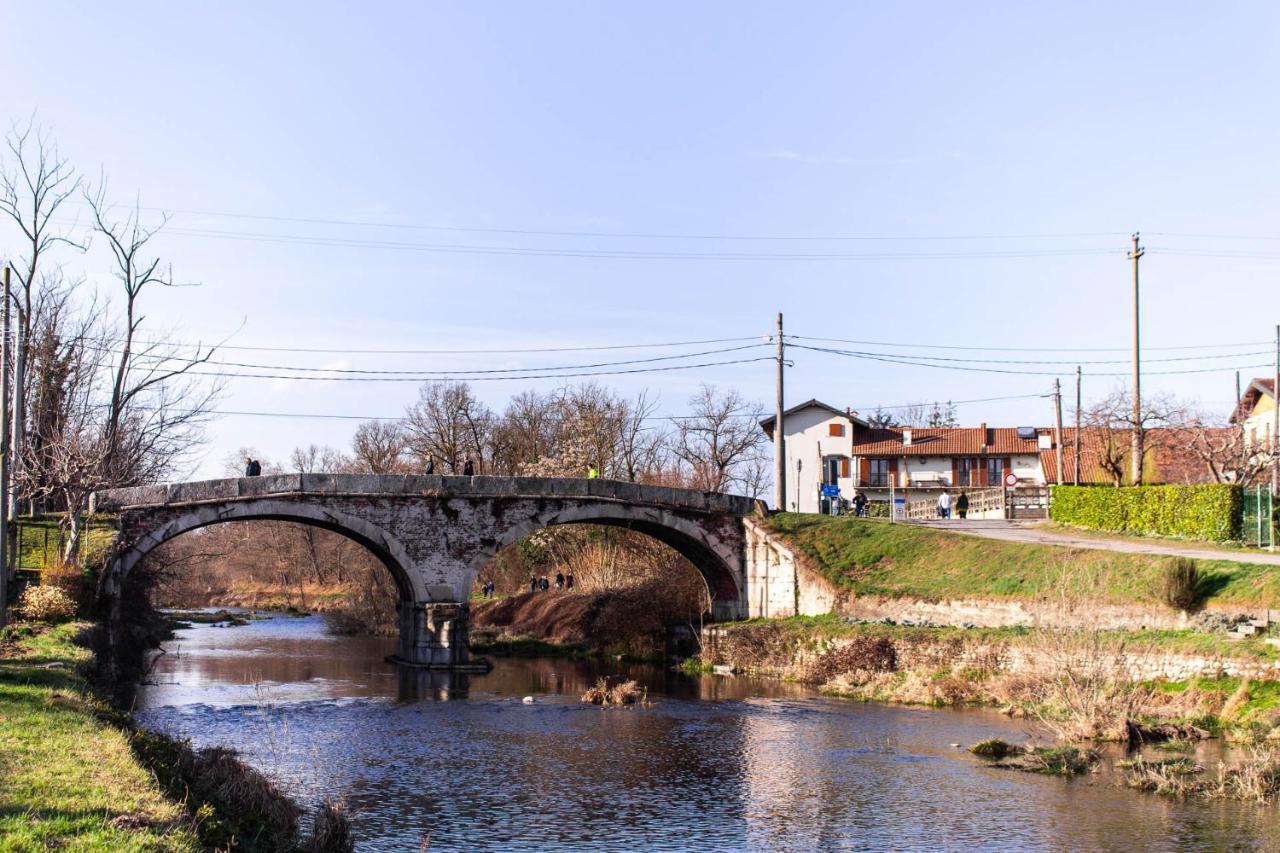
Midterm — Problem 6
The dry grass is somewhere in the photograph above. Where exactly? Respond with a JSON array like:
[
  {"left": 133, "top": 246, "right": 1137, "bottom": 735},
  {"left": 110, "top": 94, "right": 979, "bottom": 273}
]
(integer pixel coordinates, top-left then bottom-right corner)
[{"left": 581, "top": 677, "right": 648, "bottom": 706}]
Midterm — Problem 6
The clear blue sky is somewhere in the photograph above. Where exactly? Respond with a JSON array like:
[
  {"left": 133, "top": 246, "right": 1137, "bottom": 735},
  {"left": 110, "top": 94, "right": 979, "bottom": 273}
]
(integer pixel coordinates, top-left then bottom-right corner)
[{"left": 3, "top": 2, "right": 1278, "bottom": 477}]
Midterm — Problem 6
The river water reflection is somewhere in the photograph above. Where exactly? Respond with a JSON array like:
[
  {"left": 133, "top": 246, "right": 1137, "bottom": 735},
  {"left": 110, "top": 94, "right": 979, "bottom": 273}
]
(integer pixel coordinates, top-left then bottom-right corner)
[{"left": 136, "top": 613, "right": 1279, "bottom": 851}]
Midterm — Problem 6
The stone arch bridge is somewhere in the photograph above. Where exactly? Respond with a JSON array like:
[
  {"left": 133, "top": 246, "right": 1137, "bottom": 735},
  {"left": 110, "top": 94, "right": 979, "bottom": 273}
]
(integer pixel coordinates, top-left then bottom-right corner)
[{"left": 92, "top": 474, "right": 820, "bottom": 668}]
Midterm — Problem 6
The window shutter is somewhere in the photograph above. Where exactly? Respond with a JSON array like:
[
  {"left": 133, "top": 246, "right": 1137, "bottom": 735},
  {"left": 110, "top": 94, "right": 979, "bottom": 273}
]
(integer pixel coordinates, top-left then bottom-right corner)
[
  {"left": 859, "top": 458, "right": 870, "bottom": 484},
  {"left": 951, "top": 458, "right": 958, "bottom": 486},
  {"left": 829, "top": 423, "right": 845, "bottom": 437},
  {"left": 840, "top": 457, "right": 850, "bottom": 478}
]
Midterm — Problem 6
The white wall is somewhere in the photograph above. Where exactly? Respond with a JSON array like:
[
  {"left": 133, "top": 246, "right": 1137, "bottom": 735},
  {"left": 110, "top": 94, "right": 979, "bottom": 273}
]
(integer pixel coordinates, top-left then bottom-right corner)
[{"left": 779, "top": 406, "right": 853, "bottom": 513}]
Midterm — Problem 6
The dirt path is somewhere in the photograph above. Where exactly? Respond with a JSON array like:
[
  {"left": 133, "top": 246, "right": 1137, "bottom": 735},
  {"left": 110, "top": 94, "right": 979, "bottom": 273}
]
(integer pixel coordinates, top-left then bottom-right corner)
[{"left": 909, "top": 519, "right": 1280, "bottom": 566}]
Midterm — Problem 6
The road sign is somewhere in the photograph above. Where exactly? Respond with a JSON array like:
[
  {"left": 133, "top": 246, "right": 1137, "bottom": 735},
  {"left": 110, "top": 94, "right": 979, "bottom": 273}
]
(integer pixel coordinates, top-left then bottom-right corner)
[
  {"left": 821, "top": 484, "right": 840, "bottom": 497},
  {"left": 1005, "top": 473, "right": 1018, "bottom": 487}
]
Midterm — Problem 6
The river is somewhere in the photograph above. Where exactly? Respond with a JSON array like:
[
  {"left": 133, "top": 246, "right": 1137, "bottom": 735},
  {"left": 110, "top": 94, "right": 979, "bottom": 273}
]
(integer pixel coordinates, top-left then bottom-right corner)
[{"left": 135, "top": 612, "right": 1279, "bottom": 851}]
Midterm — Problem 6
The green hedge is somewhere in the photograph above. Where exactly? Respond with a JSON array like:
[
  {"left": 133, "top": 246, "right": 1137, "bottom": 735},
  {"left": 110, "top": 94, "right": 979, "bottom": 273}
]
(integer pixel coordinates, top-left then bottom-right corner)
[{"left": 1049, "top": 484, "right": 1242, "bottom": 542}]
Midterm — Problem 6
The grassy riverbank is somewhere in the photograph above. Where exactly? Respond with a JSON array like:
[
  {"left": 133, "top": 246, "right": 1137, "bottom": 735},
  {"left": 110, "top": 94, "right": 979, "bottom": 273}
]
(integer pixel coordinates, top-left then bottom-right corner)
[
  {"left": 702, "top": 616, "right": 1280, "bottom": 739},
  {"left": 0, "top": 622, "right": 200, "bottom": 851},
  {"left": 765, "top": 513, "right": 1280, "bottom": 606}
]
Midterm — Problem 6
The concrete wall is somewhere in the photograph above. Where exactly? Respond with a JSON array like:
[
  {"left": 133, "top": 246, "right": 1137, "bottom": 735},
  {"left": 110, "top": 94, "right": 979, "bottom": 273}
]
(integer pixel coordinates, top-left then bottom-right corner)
[{"left": 742, "top": 518, "right": 841, "bottom": 618}]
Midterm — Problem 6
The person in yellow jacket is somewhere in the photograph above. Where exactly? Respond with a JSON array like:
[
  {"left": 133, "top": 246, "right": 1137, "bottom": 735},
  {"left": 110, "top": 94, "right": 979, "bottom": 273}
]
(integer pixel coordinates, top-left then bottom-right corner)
[{"left": 587, "top": 466, "right": 599, "bottom": 479}]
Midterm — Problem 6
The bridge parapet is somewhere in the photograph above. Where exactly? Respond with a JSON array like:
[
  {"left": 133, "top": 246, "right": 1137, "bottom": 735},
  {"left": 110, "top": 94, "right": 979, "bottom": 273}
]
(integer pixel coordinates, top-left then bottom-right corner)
[{"left": 92, "top": 474, "right": 761, "bottom": 516}]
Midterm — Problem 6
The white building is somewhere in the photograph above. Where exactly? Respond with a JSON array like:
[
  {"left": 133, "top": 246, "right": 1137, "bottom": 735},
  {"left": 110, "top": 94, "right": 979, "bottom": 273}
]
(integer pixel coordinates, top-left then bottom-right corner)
[{"left": 761, "top": 399, "right": 1061, "bottom": 512}]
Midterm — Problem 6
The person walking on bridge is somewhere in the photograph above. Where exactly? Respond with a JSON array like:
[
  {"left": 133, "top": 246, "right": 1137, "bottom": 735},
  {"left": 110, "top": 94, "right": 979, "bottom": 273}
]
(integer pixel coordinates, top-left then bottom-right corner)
[
  {"left": 425, "top": 456, "right": 435, "bottom": 475},
  {"left": 244, "top": 457, "right": 261, "bottom": 477},
  {"left": 462, "top": 456, "right": 475, "bottom": 476}
]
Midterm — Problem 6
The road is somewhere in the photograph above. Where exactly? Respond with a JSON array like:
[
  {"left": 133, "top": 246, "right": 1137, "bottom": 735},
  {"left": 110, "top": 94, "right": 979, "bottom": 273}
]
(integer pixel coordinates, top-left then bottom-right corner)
[{"left": 908, "top": 519, "right": 1280, "bottom": 566}]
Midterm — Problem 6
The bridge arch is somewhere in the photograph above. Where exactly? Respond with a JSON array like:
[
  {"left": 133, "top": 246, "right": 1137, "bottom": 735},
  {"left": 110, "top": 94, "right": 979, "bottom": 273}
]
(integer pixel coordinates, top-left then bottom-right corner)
[
  {"left": 465, "top": 502, "right": 745, "bottom": 616},
  {"left": 106, "top": 499, "right": 428, "bottom": 605}
]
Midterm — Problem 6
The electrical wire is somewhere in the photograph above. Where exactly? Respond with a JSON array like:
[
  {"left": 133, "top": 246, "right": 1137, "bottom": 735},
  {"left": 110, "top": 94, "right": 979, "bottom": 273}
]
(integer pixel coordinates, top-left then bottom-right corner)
[
  {"left": 98, "top": 342, "right": 772, "bottom": 375},
  {"left": 67, "top": 202, "right": 1131, "bottom": 243},
  {"left": 175, "top": 354, "right": 776, "bottom": 382}
]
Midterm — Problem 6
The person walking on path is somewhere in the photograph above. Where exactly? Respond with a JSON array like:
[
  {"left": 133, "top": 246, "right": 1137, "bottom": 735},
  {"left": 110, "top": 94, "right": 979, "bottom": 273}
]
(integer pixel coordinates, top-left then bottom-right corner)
[
  {"left": 853, "top": 492, "right": 867, "bottom": 517},
  {"left": 565, "top": 572, "right": 574, "bottom": 591},
  {"left": 462, "top": 456, "right": 475, "bottom": 476},
  {"left": 956, "top": 492, "right": 969, "bottom": 520},
  {"left": 529, "top": 575, "right": 538, "bottom": 594},
  {"left": 937, "top": 491, "right": 952, "bottom": 520},
  {"left": 555, "top": 571, "right": 565, "bottom": 590},
  {"left": 539, "top": 576, "right": 549, "bottom": 592}
]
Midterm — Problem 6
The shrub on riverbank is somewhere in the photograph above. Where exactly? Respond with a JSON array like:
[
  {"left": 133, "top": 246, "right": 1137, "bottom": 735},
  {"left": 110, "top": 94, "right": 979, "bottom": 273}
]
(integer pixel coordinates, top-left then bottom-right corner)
[{"left": 18, "top": 584, "right": 76, "bottom": 622}]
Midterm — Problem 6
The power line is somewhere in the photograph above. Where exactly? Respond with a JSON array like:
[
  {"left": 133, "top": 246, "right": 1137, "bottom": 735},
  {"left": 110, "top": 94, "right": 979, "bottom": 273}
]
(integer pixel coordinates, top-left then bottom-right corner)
[
  {"left": 150, "top": 225, "right": 1124, "bottom": 261},
  {"left": 788, "top": 335, "right": 1275, "bottom": 353},
  {"left": 106, "top": 342, "right": 772, "bottom": 375},
  {"left": 791, "top": 343, "right": 1273, "bottom": 377},
  {"left": 177, "top": 355, "right": 776, "bottom": 382},
  {"left": 68, "top": 202, "right": 1130, "bottom": 243},
  {"left": 118, "top": 335, "right": 765, "bottom": 356}
]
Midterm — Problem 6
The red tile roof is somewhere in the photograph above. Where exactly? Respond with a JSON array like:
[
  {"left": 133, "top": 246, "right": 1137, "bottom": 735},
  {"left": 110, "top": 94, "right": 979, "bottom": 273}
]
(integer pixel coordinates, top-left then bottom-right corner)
[{"left": 851, "top": 426, "right": 1046, "bottom": 457}]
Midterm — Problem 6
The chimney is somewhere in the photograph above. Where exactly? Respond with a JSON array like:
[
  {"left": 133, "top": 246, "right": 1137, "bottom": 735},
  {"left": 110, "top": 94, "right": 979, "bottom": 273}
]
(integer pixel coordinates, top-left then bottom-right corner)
[
  {"left": 903, "top": 429, "right": 913, "bottom": 446},
  {"left": 979, "top": 422, "right": 988, "bottom": 454}
]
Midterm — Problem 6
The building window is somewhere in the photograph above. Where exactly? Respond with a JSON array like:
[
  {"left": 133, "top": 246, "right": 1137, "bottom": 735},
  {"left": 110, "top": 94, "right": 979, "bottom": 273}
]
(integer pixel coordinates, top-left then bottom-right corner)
[
  {"left": 869, "top": 459, "right": 889, "bottom": 487},
  {"left": 987, "top": 457, "right": 1004, "bottom": 486},
  {"left": 824, "top": 456, "right": 841, "bottom": 485},
  {"left": 829, "top": 423, "right": 846, "bottom": 437},
  {"left": 956, "top": 457, "right": 973, "bottom": 486}
]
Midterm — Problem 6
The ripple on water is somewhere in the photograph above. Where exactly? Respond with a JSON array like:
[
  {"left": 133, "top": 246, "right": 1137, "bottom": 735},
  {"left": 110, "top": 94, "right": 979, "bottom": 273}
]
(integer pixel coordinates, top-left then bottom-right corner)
[{"left": 135, "top": 615, "right": 1280, "bottom": 852}]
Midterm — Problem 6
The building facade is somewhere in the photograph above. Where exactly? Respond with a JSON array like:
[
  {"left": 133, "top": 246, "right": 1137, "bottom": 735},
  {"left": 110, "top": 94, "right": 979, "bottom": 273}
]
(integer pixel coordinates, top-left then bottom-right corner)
[{"left": 760, "top": 399, "right": 1061, "bottom": 512}]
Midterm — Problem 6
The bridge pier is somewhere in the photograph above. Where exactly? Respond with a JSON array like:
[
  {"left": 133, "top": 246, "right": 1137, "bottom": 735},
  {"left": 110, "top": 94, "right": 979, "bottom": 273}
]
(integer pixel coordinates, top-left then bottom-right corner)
[{"left": 394, "top": 601, "right": 488, "bottom": 670}]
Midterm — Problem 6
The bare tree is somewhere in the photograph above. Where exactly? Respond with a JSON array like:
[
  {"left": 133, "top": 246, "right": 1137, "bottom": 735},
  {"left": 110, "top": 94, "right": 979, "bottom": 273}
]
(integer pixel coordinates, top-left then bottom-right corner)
[
  {"left": 618, "top": 389, "right": 667, "bottom": 482},
  {"left": 38, "top": 185, "right": 223, "bottom": 559},
  {"left": 673, "top": 384, "right": 768, "bottom": 496},
  {"left": 403, "top": 382, "right": 493, "bottom": 473},
  {"left": 1170, "top": 410, "right": 1273, "bottom": 486},
  {"left": 290, "top": 443, "right": 352, "bottom": 474},
  {"left": 1, "top": 119, "right": 87, "bottom": 512},
  {"left": 1081, "top": 387, "right": 1186, "bottom": 486},
  {"left": 351, "top": 420, "right": 409, "bottom": 473}
]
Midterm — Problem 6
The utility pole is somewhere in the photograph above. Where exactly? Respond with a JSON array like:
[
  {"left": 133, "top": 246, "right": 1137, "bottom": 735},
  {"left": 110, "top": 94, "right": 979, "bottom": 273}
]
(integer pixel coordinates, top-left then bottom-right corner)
[
  {"left": 1129, "top": 233, "right": 1144, "bottom": 485},
  {"left": 1272, "top": 323, "right": 1278, "bottom": 501},
  {"left": 1053, "top": 378, "right": 1065, "bottom": 486},
  {"left": 1074, "top": 366, "right": 1082, "bottom": 486},
  {"left": 8, "top": 307, "right": 22, "bottom": 572},
  {"left": 773, "top": 312, "right": 786, "bottom": 512},
  {"left": 0, "top": 267, "right": 10, "bottom": 628}
]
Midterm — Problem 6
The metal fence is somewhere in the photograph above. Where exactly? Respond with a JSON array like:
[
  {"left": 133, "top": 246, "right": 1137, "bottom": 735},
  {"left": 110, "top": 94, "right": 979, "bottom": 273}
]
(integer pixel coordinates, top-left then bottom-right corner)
[{"left": 1243, "top": 486, "right": 1276, "bottom": 549}]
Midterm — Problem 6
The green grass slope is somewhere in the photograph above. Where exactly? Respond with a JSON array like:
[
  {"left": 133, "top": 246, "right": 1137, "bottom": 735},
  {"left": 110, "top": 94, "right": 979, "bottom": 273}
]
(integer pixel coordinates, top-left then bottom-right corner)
[{"left": 765, "top": 513, "right": 1280, "bottom": 607}]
